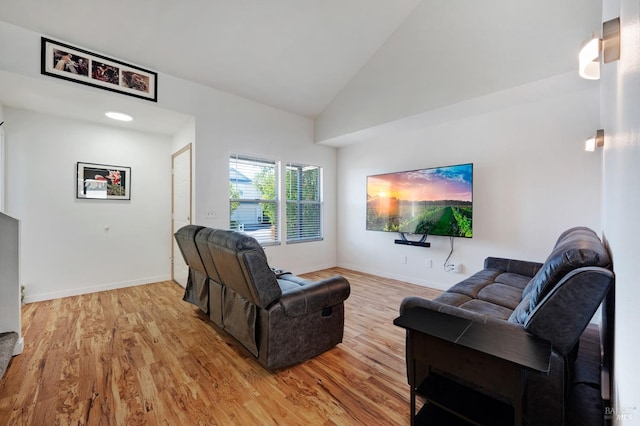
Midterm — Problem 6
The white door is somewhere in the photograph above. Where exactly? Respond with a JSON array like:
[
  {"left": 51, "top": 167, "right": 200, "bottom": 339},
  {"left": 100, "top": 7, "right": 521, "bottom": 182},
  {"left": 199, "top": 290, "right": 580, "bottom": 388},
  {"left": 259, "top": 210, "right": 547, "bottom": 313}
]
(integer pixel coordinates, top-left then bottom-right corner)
[{"left": 172, "top": 144, "right": 192, "bottom": 287}]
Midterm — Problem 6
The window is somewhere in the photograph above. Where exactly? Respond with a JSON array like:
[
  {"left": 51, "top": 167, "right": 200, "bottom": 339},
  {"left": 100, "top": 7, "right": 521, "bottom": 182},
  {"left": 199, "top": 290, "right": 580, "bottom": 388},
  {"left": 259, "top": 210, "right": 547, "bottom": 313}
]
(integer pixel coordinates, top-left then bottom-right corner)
[
  {"left": 286, "top": 163, "right": 322, "bottom": 243},
  {"left": 229, "top": 154, "right": 279, "bottom": 245},
  {"left": 0, "top": 128, "right": 3, "bottom": 212}
]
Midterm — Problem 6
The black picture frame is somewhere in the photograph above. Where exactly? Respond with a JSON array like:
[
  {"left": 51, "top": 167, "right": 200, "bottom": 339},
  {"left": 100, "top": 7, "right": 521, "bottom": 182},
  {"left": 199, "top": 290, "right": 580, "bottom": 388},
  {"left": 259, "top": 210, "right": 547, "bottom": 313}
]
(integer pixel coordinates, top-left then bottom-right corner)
[
  {"left": 41, "top": 37, "right": 157, "bottom": 102},
  {"left": 77, "top": 162, "right": 131, "bottom": 200}
]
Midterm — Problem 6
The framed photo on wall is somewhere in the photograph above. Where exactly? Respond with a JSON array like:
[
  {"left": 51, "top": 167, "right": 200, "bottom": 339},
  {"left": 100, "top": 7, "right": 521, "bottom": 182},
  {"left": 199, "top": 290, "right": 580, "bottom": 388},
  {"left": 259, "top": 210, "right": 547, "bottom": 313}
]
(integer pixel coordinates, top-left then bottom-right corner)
[
  {"left": 77, "top": 162, "right": 131, "bottom": 200},
  {"left": 41, "top": 37, "right": 158, "bottom": 102}
]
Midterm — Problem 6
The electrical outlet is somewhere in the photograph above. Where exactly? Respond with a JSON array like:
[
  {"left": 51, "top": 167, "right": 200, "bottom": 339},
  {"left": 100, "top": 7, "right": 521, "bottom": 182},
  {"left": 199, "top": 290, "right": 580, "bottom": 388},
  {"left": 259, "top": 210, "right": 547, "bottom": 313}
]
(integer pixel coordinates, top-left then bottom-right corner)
[
  {"left": 454, "top": 263, "right": 463, "bottom": 273},
  {"left": 426, "top": 259, "right": 433, "bottom": 269},
  {"left": 400, "top": 256, "right": 407, "bottom": 264}
]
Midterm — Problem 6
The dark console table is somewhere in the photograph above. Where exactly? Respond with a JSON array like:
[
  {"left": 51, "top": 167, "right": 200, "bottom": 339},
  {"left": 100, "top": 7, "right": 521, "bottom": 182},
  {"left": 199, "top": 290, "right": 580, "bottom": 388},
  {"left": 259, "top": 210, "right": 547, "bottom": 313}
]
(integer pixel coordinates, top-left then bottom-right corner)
[{"left": 394, "top": 307, "right": 552, "bottom": 425}]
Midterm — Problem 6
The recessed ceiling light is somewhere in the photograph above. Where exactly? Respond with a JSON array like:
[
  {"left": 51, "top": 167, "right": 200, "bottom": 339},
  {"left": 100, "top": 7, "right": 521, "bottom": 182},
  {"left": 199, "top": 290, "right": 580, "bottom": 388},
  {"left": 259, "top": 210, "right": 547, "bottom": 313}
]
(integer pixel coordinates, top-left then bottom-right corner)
[{"left": 105, "top": 112, "right": 133, "bottom": 122}]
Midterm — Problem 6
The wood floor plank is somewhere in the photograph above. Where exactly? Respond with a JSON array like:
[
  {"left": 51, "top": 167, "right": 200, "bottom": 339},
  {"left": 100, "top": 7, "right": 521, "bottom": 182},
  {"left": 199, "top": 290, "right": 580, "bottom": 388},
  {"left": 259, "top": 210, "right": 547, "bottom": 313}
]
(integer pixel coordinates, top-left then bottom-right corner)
[{"left": 0, "top": 267, "right": 441, "bottom": 425}]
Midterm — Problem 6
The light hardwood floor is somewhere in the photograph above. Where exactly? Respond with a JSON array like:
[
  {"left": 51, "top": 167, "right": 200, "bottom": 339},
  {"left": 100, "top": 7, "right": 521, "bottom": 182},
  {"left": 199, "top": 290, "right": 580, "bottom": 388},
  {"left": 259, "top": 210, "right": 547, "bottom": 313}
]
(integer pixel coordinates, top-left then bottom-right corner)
[{"left": 0, "top": 268, "right": 441, "bottom": 425}]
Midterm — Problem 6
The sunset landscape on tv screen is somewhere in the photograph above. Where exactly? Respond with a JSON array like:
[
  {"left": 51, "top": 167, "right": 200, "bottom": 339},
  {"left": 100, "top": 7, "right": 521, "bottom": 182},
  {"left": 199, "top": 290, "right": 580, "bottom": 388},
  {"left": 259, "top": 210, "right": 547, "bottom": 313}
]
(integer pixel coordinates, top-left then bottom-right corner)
[{"left": 366, "top": 163, "right": 473, "bottom": 237}]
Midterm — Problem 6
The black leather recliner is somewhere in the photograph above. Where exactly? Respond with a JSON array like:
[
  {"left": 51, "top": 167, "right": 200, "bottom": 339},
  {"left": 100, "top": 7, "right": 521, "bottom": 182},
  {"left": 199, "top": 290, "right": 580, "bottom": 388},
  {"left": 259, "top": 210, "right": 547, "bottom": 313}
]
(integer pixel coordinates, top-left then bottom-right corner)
[{"left": 174, "top": 225, "right": 351, "bottom": 370}]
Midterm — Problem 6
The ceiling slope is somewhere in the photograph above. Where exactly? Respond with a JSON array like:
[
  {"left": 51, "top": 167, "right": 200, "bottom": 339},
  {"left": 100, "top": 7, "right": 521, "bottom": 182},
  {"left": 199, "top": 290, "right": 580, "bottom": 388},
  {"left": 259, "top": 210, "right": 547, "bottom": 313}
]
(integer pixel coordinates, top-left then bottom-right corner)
[
  {"left": 315, "top": 0, "right": 603, "bottom": 143},
  {"left": 0, "top": 0, "right": 420, "bottom": 118}
]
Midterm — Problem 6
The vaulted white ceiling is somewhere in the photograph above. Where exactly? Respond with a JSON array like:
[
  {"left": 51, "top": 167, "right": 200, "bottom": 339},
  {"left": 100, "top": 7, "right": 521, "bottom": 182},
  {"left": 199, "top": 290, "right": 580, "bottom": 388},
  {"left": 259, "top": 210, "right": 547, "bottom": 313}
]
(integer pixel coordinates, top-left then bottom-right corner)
[
  {"left": 0, "top": 0, "right": 420, "bottom": 118},
  {"left": 0, "top": 0, "right": 602, "bottom": 134}
]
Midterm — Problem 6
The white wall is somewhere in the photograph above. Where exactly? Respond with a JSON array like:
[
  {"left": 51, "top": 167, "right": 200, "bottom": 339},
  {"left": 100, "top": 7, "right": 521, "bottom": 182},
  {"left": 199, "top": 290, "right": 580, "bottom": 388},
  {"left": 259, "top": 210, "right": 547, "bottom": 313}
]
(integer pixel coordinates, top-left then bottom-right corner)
[
  {"left": 153, "top": 66, "right": 338, "bottom": 274},
  {"left": 4, "top": 108, "right": 172, "bottom": 302},
  {"left": 189, "top": 109, "right": 338, "bottom": 272},
  {"left": 1, "top": 103, "right": 4, "bottom": 211},
  {"left": 171, "top": 118, "right": 196, "bottom": 154},
  {"left": 0, "top": 21, "right": 338, "bottom": 286},
  {"left": 315, "top": 0, "right": 602, "bottom": 143},
  {"left": 337, "top": 77, "right": 602, "bottom": 291},
  {"left": 601, "top": 0, "right": 640, "bottom": 419}
]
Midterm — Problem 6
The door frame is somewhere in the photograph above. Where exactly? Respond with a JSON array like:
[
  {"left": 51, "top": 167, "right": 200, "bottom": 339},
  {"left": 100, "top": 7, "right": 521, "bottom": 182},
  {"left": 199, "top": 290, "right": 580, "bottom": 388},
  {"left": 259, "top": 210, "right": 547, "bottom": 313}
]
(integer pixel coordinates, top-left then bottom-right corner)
[{"left": 171, "top": 143, "right": 192, "bottom": 282}]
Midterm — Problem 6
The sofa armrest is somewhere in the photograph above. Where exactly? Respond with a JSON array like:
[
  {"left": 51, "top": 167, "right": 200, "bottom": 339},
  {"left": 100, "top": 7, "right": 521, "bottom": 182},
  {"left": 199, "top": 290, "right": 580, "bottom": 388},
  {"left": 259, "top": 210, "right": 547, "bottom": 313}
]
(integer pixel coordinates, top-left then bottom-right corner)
[
  {"left": 400, "top": 296, "right": 524, "bottom": 331},
  {"left": 484, "top": 257, "right": 543, "bottom": 277},
  {"left": 278, "top": 275, "right": 350, "bottom": 317},
  {"left": 523, "top": 267, "right": 614, "bottom": 355},
  {"left": 395, "top": 306, "right": 551, "bottom": 374}
]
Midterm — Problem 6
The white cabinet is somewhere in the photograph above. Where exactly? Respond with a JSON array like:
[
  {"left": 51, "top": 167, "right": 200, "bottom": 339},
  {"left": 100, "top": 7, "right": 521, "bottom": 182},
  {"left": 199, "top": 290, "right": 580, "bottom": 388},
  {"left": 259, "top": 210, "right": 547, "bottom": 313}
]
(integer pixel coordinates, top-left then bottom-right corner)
[{"left": 0, "top": 212, "right": 23, "bottom": 355}]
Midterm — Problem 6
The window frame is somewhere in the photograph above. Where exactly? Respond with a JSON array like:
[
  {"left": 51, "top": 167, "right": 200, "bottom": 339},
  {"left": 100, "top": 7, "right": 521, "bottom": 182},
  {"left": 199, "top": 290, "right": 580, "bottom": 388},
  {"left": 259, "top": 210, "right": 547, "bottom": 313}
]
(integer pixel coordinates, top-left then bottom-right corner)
[
  {"left": 285, "top": 162, "right": 323, "bottom": 244},
  {"left": 229, "top": 154, "right": 280, "bottom": 246}
]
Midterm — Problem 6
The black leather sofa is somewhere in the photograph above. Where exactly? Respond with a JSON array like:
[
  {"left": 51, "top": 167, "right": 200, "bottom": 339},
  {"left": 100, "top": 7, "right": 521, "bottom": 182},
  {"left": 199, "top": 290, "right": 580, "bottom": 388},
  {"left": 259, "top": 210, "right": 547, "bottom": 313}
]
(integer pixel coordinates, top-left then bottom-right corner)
[
  {"left": 400, "top": 227, "right": 614, "bottom": 425},
  {"left": 174, "top": 225, "right": 351, "bottom": 370}
]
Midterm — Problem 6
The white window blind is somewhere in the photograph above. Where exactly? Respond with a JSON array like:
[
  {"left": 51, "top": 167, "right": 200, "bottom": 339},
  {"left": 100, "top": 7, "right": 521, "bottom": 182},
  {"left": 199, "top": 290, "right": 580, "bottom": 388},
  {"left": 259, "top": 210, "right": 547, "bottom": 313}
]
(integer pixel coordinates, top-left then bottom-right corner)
[
  {"left": 286, "top": 163, "right": 322, "bottom": 243},
  {"left": 229, "top": 154, "right": 279, "bottom": 245},
  {"left": 0, "top": 128, "right": 4, "bottom": 212}
]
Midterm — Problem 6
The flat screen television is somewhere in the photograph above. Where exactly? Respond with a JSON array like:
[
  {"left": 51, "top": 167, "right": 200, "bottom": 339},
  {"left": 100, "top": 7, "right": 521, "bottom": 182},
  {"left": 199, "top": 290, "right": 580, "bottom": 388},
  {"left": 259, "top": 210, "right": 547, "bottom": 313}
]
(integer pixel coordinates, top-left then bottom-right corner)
[{"left": 366, "top": 163, "right": 473, "bottom": 238}]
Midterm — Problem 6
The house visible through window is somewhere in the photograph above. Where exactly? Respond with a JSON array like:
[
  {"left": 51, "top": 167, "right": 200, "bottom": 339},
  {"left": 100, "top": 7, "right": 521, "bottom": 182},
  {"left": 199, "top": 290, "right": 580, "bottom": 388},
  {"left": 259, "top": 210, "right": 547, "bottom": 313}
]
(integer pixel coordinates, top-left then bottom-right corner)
[
  {"left": 229, "top": 154, "right": 279, "bottom": 245},
  {"left": 286, "top": 163, "right": 322, "bottom": 243}
]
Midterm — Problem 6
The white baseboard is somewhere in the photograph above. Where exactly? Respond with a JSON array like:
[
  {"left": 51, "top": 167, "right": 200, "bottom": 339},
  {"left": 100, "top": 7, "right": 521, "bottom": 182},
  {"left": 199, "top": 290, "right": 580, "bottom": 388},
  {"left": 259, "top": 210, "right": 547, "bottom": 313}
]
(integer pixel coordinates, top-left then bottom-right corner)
[
  {"left": 23, "top": 275, "right": 172, "bottom": 304},
  {"left": 294, "top": 262, "right": 337, "bottom": 275}
]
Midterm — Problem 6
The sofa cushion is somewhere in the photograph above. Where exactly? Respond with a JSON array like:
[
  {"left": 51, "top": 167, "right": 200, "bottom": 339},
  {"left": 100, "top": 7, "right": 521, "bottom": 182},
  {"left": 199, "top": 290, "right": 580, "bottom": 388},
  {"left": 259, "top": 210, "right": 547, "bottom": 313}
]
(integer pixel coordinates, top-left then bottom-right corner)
[
  {"left": 439, "top": 268, "right": 531, "bottom": 317},
  {"left": 433, "top": 292, "right": 473, "bottom": 307},
  {"left": 509, "top": 293, "right": 534, "bottom": 324},
  {"left": 494, "top": 272, "right": 531, "bottom": 291},
  {"left": 457, "top": 299, "right": 513, "bottom": 320},
  {"left": 477, "top": 283, "right": 523, "bottom": 310},
  {"left": 484, "top": 257, "right": 542, "bottom": 277},
  {"left": 445, "top": 269, "right": 503, "bottom": 298}
]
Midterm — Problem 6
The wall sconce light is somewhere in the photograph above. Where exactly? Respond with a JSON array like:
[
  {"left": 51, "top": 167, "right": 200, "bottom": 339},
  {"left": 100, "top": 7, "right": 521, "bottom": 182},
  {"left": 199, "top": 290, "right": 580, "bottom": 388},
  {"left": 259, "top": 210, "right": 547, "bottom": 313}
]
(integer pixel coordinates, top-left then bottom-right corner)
[
  {"left": 579, "top": 17, "right": 620, "bottom": 80},
  {"left": 585, "top": 129, "right": 604, "bottom": 151}
]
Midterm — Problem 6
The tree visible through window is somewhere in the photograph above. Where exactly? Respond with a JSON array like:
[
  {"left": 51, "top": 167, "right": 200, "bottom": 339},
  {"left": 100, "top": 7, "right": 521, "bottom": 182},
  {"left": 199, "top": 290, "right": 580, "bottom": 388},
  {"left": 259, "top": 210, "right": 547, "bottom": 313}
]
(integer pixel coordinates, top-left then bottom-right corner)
[
  {"left": 229, "top": 154, "right": 279, "bottom": 245},
  {"left": 286, "top": 163, "right": 322, "bottom": 243}
]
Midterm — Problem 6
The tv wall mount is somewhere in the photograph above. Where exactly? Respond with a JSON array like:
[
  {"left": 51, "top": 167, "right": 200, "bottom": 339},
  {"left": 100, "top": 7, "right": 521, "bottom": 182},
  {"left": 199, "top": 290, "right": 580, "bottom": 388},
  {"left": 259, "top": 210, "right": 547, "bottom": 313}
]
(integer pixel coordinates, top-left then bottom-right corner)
[{"left": 394, "top": 232, "right": 430, "bottom": 248}]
